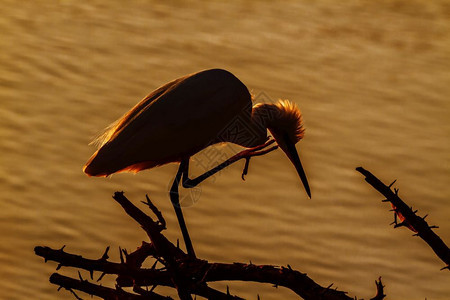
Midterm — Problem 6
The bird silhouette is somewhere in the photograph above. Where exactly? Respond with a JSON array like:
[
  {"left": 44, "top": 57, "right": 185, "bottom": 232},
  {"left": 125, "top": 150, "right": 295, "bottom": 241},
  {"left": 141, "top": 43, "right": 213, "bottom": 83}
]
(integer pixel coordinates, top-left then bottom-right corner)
[{"left": 84, "top": 68, "right": 310, "bottom": 257}]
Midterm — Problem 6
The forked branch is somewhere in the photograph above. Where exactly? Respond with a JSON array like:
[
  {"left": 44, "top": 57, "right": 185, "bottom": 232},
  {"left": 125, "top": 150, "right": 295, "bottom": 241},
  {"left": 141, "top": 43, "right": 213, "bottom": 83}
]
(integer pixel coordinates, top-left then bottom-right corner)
[{"left": 35, "top": 192, "right": 384, "bottom": 299}]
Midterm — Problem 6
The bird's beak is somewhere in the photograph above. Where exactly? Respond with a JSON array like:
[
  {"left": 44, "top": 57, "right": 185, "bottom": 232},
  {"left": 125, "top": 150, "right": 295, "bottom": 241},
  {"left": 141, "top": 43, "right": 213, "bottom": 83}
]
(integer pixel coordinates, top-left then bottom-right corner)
[{"left": 270, "top": 131, "right": 311, "bottom": 198}]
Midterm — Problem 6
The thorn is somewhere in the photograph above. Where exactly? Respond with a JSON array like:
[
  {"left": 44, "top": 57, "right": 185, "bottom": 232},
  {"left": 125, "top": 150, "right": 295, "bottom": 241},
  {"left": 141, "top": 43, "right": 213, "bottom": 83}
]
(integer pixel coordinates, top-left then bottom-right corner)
[
  {"left": 429, "top": 225, "right": 439, "bottom": 229},
  {"left": 249, "top": 260, "right": 252, "bottom": 265},
  {"left": 97, "top": 272, "right": 106, "bottom": 282},
  {"left": 390, "top": 213, "right": 398, "bottom": 226},
  {"left": 122, "top": 248, "right": 128, "bottom": 258},
  {"left": 381, "top": 199, "right": 390, "bottom": 202},
  {"left": 59, "top": 245, "right": 66, "bottom": 251},
  {"left": 227, "top": 286, "right": 230, "bottom": 296},
  {"left": 150, "top": 284, "right": 157, "bottom": 292},
  {"left": 69, "top": 288, "right": 83, "bottom": 300},
  {"left": 56, "top": 264, "right": 62, "bottom": 271},
  {"left": 257, "top": 294, "right": 260, "bottom": 300},
  {"left": 413, "top": 210, "right": 418, "bottom": 214},
  {"left": 142, "top": 195, "right": 150, "bottom": 206},
  {"left": 89, "top": 269, "right": 93, "bottom": 280},
  {"left": 388, "top": 179, "right": 397, "bottom": 188},
  {"left": 177, "top": 239, "right": 180, "bottom": 249},
  {"left": 151, "top": 260, "right": 158, "bottom": 269},
  {"left": 119, "top": 247, "right": 124, "bottom": 264},
  {"left": 101, "top": 246, "right": 110, "bottom": 260},
  {"left": 394, "top": 223, "right": 404, "bottom": 229},
  {"left": 78, "top": 271, "right": 83, "bottom": 281},
  {"left": 143, "top": 195, "right": 166, "bottom": 229},
  {"left": 422, "top": 214, "right": 428, "bottom": 220},
  {"left": 440, "top": 265, "right": 449, "bottom": 271},
  {"left": 287, "top": 264, "right": 292, "bottom": 270}
]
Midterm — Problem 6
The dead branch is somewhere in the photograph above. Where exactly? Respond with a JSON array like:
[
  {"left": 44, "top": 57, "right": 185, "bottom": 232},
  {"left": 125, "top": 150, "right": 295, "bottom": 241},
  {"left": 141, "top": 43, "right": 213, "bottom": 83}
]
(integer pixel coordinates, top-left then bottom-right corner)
[
  {"left": 356, "top": 167, "right": 450, "bottom": 270},
  {"left": 34, "top": 245, "right": 172, "bottom": 287},
  {"left": 35, "top": 192, "right": 383, "bottom": 299},
  {"left": 49, "top": 273, "right": 170, "bottom": 300},
  {"left": 143, "top": 195, "right": 166, "bottom": 230},
  {"left": 369, "top": 277, "right": 385, "bottom": 300}
]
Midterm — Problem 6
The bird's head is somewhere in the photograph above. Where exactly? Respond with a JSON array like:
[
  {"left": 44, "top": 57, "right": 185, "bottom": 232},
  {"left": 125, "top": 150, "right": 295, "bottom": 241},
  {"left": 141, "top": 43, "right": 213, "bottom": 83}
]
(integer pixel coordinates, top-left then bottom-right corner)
[{"left": 254, "top": 100, "right": 311, "bottom": 198}]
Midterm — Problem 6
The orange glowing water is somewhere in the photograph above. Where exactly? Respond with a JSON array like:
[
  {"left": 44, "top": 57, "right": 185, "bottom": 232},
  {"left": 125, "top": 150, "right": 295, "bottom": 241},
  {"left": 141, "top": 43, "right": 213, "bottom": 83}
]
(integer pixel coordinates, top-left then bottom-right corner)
[{"left": 1, "top": 1, "right": 449, "bottom": 299}]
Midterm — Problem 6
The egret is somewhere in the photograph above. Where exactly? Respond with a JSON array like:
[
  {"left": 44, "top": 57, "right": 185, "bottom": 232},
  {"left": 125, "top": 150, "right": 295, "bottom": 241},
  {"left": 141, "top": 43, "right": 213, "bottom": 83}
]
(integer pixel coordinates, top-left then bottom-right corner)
[{"left": 84, "top": 69, "right": 310, "bottom": 257}]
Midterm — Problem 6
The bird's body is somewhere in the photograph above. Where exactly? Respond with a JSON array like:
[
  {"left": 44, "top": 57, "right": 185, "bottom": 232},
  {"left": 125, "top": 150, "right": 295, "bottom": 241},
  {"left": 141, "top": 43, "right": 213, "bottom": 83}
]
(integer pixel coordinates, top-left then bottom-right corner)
[
  {"left": 84, "top": 68, "right": 311, "bottom": 258},
  {"left": 84, "top": 69, "right": 266, "bottom": 176}
]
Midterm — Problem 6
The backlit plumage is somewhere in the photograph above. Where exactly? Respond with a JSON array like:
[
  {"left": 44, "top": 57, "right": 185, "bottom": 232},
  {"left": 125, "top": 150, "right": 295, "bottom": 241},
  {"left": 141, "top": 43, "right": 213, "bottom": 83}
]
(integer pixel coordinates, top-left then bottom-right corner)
[{"left": 84, "top": 68, "right": 311, "bottom": 257}]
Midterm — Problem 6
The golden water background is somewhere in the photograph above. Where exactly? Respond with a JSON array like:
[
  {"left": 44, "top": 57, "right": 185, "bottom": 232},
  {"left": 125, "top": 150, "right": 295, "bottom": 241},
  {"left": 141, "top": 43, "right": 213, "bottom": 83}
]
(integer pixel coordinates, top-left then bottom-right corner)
[{"left": 1, "top": 1, "right": 449, "bottom": 299}]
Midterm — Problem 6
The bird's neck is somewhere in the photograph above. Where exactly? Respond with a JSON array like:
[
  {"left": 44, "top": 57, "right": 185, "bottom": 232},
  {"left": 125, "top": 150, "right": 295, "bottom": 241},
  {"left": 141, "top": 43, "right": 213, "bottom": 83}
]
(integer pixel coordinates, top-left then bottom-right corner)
[
  {"left": 251, "top": 103, "right": 280, "bottom": 127},
  {"left": 237, "top": 103, "right": 280, "bottom": 148},
  {"left": 210, "top": 104, "right": 279, "bottom": 148}
]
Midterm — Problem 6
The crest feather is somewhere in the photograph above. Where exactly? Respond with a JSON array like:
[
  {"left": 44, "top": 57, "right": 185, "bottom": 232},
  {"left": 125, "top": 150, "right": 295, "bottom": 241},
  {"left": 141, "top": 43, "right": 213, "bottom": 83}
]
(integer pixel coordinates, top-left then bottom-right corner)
[{"left": 273, "top": 99, "right": 305, "bottom": 143}]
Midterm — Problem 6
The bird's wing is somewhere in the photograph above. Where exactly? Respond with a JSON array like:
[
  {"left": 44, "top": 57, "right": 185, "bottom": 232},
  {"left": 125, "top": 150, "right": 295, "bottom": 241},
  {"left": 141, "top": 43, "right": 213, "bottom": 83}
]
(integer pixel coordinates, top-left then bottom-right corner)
[
  {"left": 89, "top": 69, "right": 252, "bottom": 174},
  {"left": 95, "top": 75, "right": 185, "bottom": 148}
]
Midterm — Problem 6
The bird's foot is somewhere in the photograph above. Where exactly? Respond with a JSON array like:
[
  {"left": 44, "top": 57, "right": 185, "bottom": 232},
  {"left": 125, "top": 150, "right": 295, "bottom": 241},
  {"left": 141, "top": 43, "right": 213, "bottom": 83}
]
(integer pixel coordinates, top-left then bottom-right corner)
[
  {"left": 231, "top": 139, "right": 278, "bottom": 180},
  {"left": 236, "top": 139, "right": 278, "bottom": 158}
]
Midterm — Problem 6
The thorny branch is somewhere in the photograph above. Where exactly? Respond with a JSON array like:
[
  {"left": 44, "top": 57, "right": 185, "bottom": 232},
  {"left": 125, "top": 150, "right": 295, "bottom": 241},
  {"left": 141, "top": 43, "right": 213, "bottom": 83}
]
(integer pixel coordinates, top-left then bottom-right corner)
[
  {"left": 36, "top": 192, "right": 384, "bottom": 299},
  {"left": 356, "top": 167, "right": 450, "bottom": 270},
  {"left": 370, "top": 277, "right": 385, "bottom": 300},
  {"left": 49, "top": 273, "right": 170, "bottom": 300}
]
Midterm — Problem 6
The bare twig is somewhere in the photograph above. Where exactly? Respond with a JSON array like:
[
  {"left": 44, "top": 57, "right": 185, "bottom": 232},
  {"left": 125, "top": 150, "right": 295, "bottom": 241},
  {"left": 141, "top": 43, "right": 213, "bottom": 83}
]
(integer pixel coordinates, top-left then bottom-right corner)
[
  {"left": 356, "top": 167, "right": 450, "bottom": 270},
  {"left": 113, "top": 192, "right": 184, "bottom": 261},
  {"left": 34, "top": 246, "right": 173, "bottom": 287},
  {"left": 113, "top": 192, "right": 192, "bottom": 300},
  {"left": 370, "top": 277, "right": 385, "bottom": 300},
  {"left": 50, "top": 273, "right": 171, "bottom": 300},
  {"left": 143, "top": 195, "right": 166, "bottom": 230}
]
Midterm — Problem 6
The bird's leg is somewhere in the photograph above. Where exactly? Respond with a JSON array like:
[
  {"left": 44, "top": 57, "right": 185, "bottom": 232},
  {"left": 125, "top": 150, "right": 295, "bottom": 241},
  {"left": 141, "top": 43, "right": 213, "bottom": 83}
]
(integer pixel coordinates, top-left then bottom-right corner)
[
  {"left": 182, "top": 139, "right": 278, "bottom": 188},
  {"left": 170, "top": 160, "right": 196, "bottom": 258},
  {"left": 233, "top": 139, "right": 279, "bottom": 180},
  {"left": 241, "top": 157, "right": 251, "bottom": 180}
]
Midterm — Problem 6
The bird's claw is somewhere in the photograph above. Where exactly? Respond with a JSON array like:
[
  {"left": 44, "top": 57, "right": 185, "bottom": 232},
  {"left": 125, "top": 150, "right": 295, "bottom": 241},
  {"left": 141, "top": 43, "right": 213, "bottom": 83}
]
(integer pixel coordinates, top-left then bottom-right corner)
[
  {"left": 235, "top": 139, "right": 277, "bottom": 158},
  {"left": 241, "top": 157, "right": 250, "bottom": 181},
  {"left": 253, "top": 139, "right": 276, "bottom": 151},
  {"left": 235, "top": 139, "right": 278, "bottom": 181}
]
